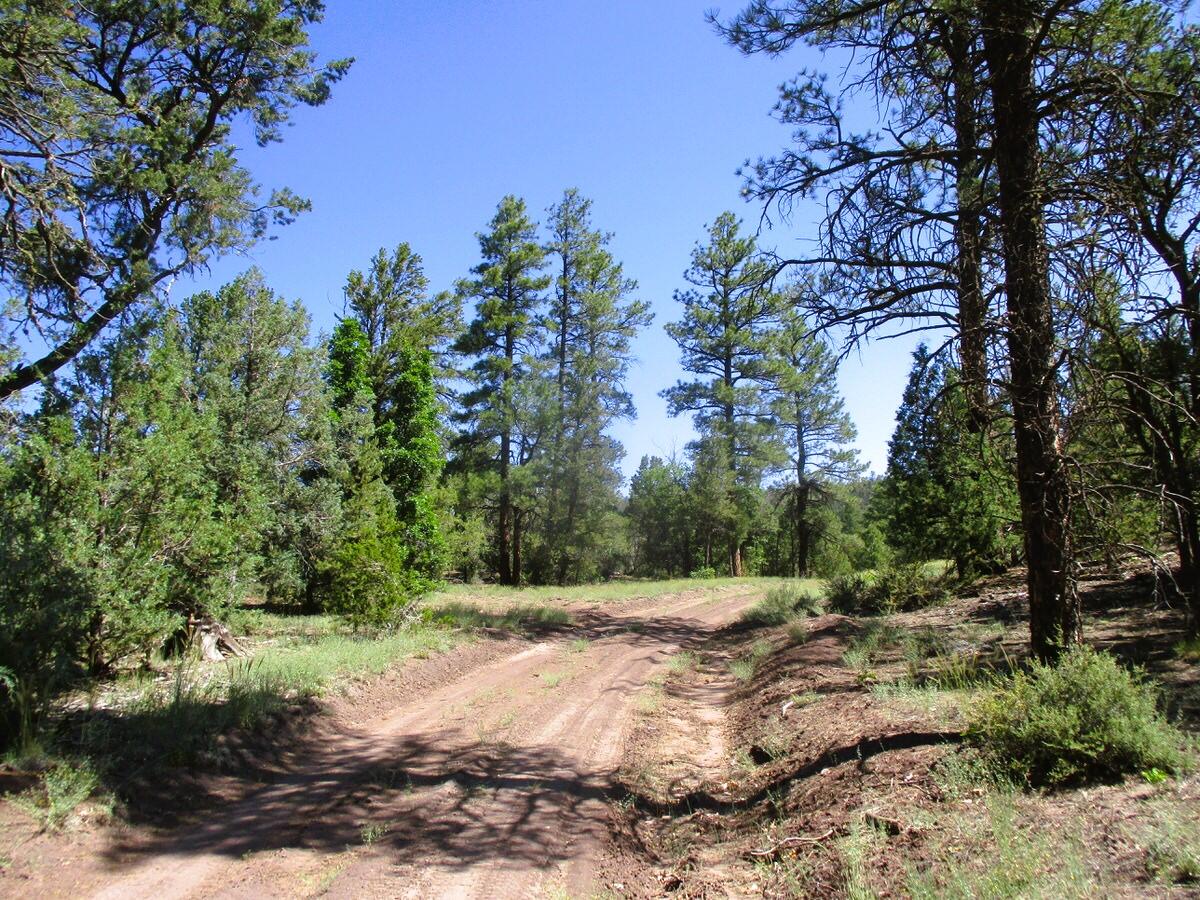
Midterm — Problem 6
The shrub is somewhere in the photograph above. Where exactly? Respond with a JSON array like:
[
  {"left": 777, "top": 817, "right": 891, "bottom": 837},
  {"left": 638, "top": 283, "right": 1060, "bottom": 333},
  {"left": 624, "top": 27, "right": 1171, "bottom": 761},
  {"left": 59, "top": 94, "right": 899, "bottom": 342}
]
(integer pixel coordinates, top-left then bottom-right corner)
[
  {"left": 826, "top": 572, "right": 873, "bottom": 615},
  {"left": 13, "top": 759, "right": 100, "bottom": 830},
  {"left": 689, "top": 566, "right": 719, "bottom": 579},
  {"left": 825, "top": 564, "right": 949, "bottom": 616},
  {"left": 966, "top": 646, "right": 1189, "bottom": 789},
  {"left": 739, "top": 582, "right": 822, "bottom": 628},
  {"left": 874, "top": 562, "right": 950, "bottom": 610}
]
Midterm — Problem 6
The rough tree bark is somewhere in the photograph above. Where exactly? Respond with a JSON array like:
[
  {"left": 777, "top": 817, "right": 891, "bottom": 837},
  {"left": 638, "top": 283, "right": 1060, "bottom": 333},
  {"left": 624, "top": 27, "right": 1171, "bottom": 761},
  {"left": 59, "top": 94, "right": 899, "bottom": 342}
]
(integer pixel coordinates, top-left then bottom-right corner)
[{"left": 980, "top": 0, "right": 1081, "bottom": 661}]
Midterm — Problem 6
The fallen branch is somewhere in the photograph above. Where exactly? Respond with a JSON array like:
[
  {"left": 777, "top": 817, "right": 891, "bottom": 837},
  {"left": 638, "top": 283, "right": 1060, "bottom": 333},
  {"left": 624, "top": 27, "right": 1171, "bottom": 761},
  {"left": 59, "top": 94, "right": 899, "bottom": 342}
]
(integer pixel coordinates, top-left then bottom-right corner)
[{"left": 747, "top": 828, "right": 836, "bottom": 856}]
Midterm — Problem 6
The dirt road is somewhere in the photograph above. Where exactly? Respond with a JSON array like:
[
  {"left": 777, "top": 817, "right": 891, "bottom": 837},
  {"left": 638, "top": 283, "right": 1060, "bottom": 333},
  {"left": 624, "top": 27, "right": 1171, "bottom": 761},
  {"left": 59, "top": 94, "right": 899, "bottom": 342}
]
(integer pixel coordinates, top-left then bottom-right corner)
[{"left": 50, "top": 586, "right": 759, "bottom": 899}]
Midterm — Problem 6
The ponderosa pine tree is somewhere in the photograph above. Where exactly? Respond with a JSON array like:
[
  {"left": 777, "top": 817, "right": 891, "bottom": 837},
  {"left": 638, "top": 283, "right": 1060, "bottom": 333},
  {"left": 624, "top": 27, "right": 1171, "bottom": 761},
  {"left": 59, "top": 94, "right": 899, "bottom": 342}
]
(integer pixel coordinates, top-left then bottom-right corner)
[
  {"left": 761, "top": 306, "right": 861, "bottom": 576},
  {"left": 539, "top": 190, "right": 652, "bottom": 584},
  {"left": 663, "top": 212, "right": 780, "bottom": 576},
  {"left": 452, "top": 197, "right": 550, "bottom": 585},
  {"left": 717, "top": 0, "right": 1174, "bottom": 658}
]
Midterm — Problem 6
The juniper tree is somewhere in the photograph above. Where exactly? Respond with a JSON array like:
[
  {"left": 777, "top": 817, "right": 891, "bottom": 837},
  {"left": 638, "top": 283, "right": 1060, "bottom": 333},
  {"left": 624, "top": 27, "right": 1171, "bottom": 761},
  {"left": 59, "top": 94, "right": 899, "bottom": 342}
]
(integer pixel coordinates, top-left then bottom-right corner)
[{"left": 0, "top": 0, "right": 348, "bottom": 399}]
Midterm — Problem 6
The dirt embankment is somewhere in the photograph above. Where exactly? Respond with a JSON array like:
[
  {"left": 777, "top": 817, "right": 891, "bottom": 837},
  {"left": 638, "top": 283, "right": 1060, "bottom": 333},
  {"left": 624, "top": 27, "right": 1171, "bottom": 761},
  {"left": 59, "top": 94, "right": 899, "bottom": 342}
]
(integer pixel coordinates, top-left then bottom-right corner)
[{"left": 603, "top": 565, "right": 1200, "bottom": 899}]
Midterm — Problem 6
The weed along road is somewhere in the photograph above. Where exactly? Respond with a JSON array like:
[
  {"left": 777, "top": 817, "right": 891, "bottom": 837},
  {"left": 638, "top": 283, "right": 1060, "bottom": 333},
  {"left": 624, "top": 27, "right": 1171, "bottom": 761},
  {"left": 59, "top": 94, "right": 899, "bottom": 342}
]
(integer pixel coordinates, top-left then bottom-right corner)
[{"left": 76, "top": 587, "right": 761, "bottom": 899}]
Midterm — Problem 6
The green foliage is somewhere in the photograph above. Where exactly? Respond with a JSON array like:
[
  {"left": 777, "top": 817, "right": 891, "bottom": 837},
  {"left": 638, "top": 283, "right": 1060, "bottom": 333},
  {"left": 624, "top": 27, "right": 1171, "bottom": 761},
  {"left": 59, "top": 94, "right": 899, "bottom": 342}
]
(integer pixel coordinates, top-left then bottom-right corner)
[
  {"left": 966, "top": 647, "right": 1189, "bottom": 789},
  {"left": 13, "top": 760, "right": 101, "bottom": 831},
  {"left": 0, "top": 317, "right": 219, "bottom": 703},
  {"left": 761, "top": 305, "right": 863, "bottom": 576},
  {"left": 343, "top": 242, "right": 462, "bottom": 394},
  {"left": 322, "top": 315, "right": 444, "bottom": 625},
  {"left": 328, "top": 319, "right": 374, "bottom": 413},
  {"left": 662, "top": 213, "right": 782, "bottom": 575},
  {"left": 535, "top": 189, "right": 652, "bottom": 585},
  {"left": 0, "top": 0, "right": 348, "bottom": 397},
  {"left": 825, "top": 563, "right": 949, "bottom": 616},
  {"left": 739, "top": 582, "right": 822, "bottom": 628},
  {"left": 451, "top": 195, "right": 551, "bottom": 584},
  {"left": 180, "top": 271, "right": 339, "bottom": 607},
  {"left": 826, "top": 572, "right": 874, "bottom": 615},
  {"left": 879, "top": 346, "right": 1018, "bottom": 578}
]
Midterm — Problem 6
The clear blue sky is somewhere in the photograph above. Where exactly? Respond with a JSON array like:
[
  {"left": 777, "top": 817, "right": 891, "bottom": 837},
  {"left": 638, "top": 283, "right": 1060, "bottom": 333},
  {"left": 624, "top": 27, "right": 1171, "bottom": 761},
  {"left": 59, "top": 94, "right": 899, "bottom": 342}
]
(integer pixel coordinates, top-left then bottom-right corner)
[{"left": 185, "top": 0, "right": 925, "bottom": 480}]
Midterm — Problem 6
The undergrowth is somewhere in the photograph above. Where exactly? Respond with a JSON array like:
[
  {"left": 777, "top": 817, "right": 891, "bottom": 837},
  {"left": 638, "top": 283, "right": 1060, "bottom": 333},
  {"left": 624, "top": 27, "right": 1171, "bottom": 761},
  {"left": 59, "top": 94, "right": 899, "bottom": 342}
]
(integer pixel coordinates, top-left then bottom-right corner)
[
  {"left": 966, "top": 646, "right": 1190, "bottom": 789},
  {"left": 738, "top": 581, "right": 823, "bottom": 629},
  {"left": 826, "top": 562, "right": 951, "bottom": 616}
]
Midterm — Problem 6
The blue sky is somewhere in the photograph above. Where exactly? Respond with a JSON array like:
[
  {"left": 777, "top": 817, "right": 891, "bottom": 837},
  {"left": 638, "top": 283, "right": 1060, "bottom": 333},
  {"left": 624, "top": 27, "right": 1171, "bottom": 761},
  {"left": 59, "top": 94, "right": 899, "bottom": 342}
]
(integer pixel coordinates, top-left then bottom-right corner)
[{"left": 184, "top": 0, "right": 925, "bottom": 480}]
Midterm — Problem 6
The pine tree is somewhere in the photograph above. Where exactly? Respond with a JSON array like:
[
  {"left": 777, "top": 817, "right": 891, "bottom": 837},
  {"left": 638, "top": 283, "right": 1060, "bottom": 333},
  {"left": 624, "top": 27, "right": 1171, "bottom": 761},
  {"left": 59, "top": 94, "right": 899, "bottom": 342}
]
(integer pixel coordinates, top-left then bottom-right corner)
[
  {"left": 663, "top": 212, "right": 780, "bottom": 575},
  {"left": 539, "top": 190, "right": 652, "bottom": 584},
  {"left": 452, "top": 196, "right": 550, "bottom": 585},
  {"left": 761, "top": 308, "right": 861, "bottom": 576}
]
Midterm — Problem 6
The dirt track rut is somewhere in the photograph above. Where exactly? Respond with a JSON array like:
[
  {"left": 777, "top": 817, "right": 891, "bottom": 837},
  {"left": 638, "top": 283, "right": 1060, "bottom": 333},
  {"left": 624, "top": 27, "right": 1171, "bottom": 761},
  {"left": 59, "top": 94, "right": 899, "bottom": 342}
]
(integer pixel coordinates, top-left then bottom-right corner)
[{"left": 79, "top": 587, "right": 759, "bottom": 899}]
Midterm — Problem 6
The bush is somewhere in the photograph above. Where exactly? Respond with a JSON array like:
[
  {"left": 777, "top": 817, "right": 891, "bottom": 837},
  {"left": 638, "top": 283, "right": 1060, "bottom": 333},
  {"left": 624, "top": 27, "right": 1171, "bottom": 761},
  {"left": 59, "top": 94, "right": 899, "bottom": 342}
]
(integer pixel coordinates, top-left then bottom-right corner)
[
  {"left": 689, "top": 566, "right": 719, "bottom": 579},
  {"left": 826, "top": 572, "right": 874, "bottom": 615},
  {"left": 966, "top": 646, "right": 1189, "bottom": 789},
  {"left": 739, "top": 582, "right": 823, "bottom": 628},
  {"left": 824, "top": 563, "right": 949, "bottom": 616}
]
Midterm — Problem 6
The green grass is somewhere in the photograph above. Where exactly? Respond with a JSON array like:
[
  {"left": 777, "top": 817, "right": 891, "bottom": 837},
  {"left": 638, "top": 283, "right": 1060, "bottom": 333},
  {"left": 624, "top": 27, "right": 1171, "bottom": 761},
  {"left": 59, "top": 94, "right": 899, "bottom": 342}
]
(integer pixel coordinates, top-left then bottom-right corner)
[
  {"left": 839, "top": 818, "right": 887, "bottom": 900},
  {"left": 1139, "top": 801, "right": 1200, "bottom": 884},
  {"left": 730, "top": 640, "right": 774, "bottom": 682},
  {"left": 428, "top": 601, "right": 571, "bottom": 632},
  {"left": 667, "top": 650, "right": 698, "bottom": 674},
  {"left": 1175, "top": 637, "right": 1200, "bottom": 663},
  {"left": 53, "top": 617, "right": 466, "bottom": 789},
  {"left": 430, "top": 576, "right": 792, "bottom": 609},
  {"left": 907, "top": 794, "right": 1098, "bottom": 898}
]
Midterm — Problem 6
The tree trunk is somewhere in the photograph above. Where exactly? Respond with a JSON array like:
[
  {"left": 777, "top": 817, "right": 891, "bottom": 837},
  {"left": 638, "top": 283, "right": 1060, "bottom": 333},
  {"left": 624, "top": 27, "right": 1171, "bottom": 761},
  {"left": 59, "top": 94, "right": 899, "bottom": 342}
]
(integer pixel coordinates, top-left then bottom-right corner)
[
  {"left": 981, "top": 0, "right": 1080, "bottom": 661},
  {"left": 498, "top": 321, "right": 515, "bottom": 586},
  {"left": 512, "top": 507, "right": 523, "bottom": 586},
  {"left": 948, "top": 15, "right": 989, "bottom": 434},
  {"left": 795, "top": 483, "right": 811, "bottom": 577}
]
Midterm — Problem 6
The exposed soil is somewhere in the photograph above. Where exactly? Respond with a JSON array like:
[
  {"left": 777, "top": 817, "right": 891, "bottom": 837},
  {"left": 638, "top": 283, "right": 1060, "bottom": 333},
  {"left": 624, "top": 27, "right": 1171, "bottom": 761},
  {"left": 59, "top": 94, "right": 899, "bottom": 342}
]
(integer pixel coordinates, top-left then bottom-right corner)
[
  {"left": 602, "top": 563, "right": 1200, "bottom": 899},
  {"left": 0, "top": 585, "right": 761, "bottom": 899}
]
